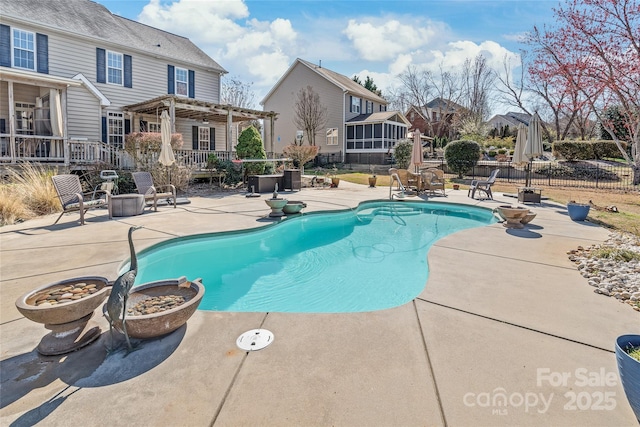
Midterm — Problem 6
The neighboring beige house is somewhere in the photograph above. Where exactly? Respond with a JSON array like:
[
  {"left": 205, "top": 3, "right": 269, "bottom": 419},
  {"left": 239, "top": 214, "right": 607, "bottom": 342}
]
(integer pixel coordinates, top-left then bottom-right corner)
[
  {"left": 487, "top": 111, "right": 532, "bottom": 134},
  {"left": 261, "top": 58, "right": 409, "bottom": 165},
  {"left": 0, "top": 0, "right": 276, "bottom": 168}
]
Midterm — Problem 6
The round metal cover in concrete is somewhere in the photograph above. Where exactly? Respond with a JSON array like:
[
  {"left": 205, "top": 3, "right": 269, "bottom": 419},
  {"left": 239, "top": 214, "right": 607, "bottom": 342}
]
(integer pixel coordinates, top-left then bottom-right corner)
[{"left": 236, "top": 329, "right": 274, "bottom": 351}]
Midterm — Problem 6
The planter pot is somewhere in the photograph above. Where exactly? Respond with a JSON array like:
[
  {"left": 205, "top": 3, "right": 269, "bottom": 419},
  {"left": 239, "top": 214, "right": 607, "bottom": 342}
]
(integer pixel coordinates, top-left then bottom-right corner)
[
  {"left": 567, "top": 202, "right": 590, "bottom": 221},
  {"left": 368, "top": 177, "right": 377, "bottom": 187},
  {"left": 452, "top": 184, "right": 460, "bottom": 190},
  {"left": 331, "top": 178, "right": 340, "bottom": 188},
  {"left": 616, "top": 335, "right": 640, "bottom": 422},
  {"left": 494, "top": 205, "right": 528, "bottom": 229}
]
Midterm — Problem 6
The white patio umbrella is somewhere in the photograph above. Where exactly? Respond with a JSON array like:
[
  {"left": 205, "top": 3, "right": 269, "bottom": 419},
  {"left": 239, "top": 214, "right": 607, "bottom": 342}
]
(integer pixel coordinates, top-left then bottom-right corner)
[
  {"left": 158, "top": 110, "right": 175, "bottom": 184},
  {"left": 409, "top": 130, "right": 423, "bottom": 172},
  {"left": 512, "top": 123, "right": 528, "bottom": 166},
  {"left": 524, "top": 112, "right": 543, "bottom": 187}
]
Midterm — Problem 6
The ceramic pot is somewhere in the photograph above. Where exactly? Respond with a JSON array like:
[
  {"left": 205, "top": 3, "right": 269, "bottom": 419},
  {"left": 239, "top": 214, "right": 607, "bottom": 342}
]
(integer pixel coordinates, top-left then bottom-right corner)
[
  {"left": 567, "top": 202, "right": 590, "bottom": 221},
  {"left": 616, "top": 335, "right": 640, "bottom": 422}
]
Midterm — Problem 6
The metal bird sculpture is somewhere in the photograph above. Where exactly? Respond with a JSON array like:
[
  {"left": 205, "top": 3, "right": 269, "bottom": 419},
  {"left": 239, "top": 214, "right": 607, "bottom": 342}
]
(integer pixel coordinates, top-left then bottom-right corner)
[{"left": 106, "top": 225, "right": 142, "bottom": 353}]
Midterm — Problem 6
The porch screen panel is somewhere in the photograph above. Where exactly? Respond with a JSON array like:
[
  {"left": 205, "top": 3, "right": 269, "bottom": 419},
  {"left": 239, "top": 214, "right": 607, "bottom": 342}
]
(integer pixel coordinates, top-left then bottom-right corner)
[
  {"left": 0, "top": 25, "right": 10, "bottom": 67},
  {"left": 36, "top": 33, "right": 48, "bottom": 74},
  {"left": 96, "top": 48, "right": 106, "bottom": 83}
]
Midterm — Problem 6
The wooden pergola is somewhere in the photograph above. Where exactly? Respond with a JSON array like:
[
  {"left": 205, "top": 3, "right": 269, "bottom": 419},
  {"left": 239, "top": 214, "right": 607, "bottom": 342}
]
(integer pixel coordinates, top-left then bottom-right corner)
[{"left": 124, "top": 95, "right": 278, "bottom": 153}]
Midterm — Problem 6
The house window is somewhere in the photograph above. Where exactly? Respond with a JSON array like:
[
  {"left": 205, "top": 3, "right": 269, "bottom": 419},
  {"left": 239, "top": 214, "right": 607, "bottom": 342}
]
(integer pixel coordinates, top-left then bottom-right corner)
[
  {"left": 107, "top": 51, "right": 123, "bottom": 85},
  {"left": 176, "top": 67, "right": 188, "bottom": 96},
  {"left": 198, "top": 127, "right": 210, "bottom": 150},
  {"left": 12, "top": 29, "right": 35, "bottom": 70},
  {"left": 108, "top": 112, "right": 124, "bottom": 148},
  {"left": 366, "top": 101, "right": 373, "bottom": 114},
  {"left": 148, "top": 122, "right": 160, "bottom": 132},
  {"left": 15, "top": 102, "right": 35, "bottom": 134},
  {"left": 326, "top": 128, "right": 338, "bottom": 145},
  {"left": 351, "top": 96, "right": 360, "bottom": 114}
]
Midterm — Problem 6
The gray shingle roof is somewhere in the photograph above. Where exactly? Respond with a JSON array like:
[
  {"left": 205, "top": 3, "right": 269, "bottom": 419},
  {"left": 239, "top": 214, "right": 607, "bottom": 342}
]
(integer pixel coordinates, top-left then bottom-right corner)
[{"left": 0, "top": 0, "right": 226, "bottom": 72}]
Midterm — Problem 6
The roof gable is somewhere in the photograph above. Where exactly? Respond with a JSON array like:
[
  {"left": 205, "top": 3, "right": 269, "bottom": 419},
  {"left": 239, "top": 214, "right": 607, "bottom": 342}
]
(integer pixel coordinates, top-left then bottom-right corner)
[
  {"left": 0, "top": 0, "right": 226, "bottom": 72},
  {"left": 262, "top": 58, "right": 387, "bottom": 105}
]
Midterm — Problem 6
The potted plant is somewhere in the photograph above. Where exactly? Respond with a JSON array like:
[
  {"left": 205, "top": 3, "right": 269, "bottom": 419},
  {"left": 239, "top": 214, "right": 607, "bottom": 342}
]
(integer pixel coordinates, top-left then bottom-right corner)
[
  {"left": 452, "top": 184, "right": 460, "bottom": 190},
  {"left": 616, "top": 335, "right": 640, "bottom": 422},
  {"left": 329, "top": 165, "right": 340, "bottom": 188},
  {"left": 567, "top": 200, "right": 591, "bottom": 221},
  {"left": 368, "top": 166, "right": 377, "bottom": 187}
]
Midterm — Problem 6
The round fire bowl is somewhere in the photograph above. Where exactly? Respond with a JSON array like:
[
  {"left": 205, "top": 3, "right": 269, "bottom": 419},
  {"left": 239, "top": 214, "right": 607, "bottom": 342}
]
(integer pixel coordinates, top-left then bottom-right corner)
[
  {"left": 495, "top": 205, "right": 528, "bottom": 229},
  {"left": 283, "top": 201, "right": 307, "bottom": 215},
  {"left": 520, "top": 211, "right": 537, "bottom": 225},
  {"left": 15, "top": 276, "right": 111, "bottom": 355},
  {"left": 108, "top": 278, "right": 204, "bottom": 340}
]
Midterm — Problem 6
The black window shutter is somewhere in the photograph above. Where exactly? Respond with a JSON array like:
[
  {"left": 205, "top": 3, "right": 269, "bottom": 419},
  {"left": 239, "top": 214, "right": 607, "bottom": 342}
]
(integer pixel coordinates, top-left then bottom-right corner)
[
  {"left": 209, "top": 127, "right": 215, "bottom": 150},
  {"left": 101, "top": 117, "right": 107, "bottom": 143},
  {"left": 139, "top": 120, "right": 148, "bottom": 132},
  {"left": 124, "top": 54, "right": 132, "bottom": 88},
  {"left": 36, "top": 33, "right": 48, "bottom": 74},
  {"left": 349, "top": 96, "right": 352, "bottom": 113},
  {"left": 0, "top": 118, "right": 5, "bottom": 133},
  {"left": 192, "top": 126, "right": 198, "bottom": 149},
  {"left": 168, "top": 65, "right": 175, "bottom": 94},
  {"left": 96, "top": 48, "right": 106, "bottom": 83},
  {"left": 124, "top": 119, "right": 131, "bottom": 135},
  {"left": 188, "top": 70, "right": 195, "bottom": 98},
  {"left": 0, "top": 25, "right": 10, "bottom": 67},
  {"left": 359, "top": 99, "right": 362, "bottom": 113}
]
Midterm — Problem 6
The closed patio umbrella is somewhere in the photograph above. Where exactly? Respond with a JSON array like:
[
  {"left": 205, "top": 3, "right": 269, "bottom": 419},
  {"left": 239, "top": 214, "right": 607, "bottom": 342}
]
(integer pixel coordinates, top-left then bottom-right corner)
[
  {"left": 512, "top": 123, "right": 528, "bottom": 167},
  {"left": 409, "top": 130, "right": 423, "bottom": 172},
  {"left": 158, "top": 110, "right": 175, "bottom": 184},
  {"left": 524, "top": 112, "right": 543, "bottom": 187}
]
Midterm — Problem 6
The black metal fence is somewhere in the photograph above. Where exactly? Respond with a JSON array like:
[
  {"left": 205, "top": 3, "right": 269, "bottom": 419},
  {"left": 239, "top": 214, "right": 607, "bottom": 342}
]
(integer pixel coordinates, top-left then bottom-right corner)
[{"left": 422, "top": 159, "right": 639, "bottom": 191}]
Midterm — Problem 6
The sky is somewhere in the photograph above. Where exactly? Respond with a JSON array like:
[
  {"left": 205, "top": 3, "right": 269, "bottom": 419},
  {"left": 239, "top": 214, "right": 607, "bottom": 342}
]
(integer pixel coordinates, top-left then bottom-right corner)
[{"left": 94, "top": 0, "right": 559, "bottom": 112}]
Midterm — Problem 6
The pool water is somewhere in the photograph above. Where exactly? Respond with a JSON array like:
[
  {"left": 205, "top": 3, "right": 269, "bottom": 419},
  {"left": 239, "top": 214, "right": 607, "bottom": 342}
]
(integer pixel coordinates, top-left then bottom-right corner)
[{"left": 130, "top": 201, "right": 495, "bottom": 313}]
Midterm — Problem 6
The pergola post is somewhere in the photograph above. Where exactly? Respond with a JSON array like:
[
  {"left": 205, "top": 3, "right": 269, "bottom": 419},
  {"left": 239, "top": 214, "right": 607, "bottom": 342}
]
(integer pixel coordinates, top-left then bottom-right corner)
[{"left": 226, "top": 109, "right": 233, "bottom": 154}]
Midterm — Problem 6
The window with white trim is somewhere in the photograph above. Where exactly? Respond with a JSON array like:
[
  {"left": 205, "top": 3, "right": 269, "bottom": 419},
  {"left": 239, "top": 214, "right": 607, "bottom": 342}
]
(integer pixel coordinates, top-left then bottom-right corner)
[
  {"left": 176, "top": 67, "right": 188, "bottom": 96},
  {"left": 148, "top": 122, "right": 160, "bottom": 132},
  {"left": 108, "top": 112, "right": 124, "bottom": 148},
  {"left": 198, "top": 126, "right": 210, "bottom": 150},
  {"left": 366, "top": 101, "right": 373, "bottom": 114},
  {"left": 12, "top": 29, "right": 35, "bottom": 70},
  {"left": 326, "top": 128, "right": 338, "bottom": 145},
  {"left": 107, "top": 51, "right": 123, "bottom": 85},
  {"left": 351, "top": 96, "right": 360, "bottom": 113}
]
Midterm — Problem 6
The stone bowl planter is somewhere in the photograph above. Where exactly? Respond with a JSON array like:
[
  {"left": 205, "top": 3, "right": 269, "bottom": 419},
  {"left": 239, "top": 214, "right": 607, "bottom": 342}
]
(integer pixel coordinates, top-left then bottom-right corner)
[
  {"left": 283, "top": 201, "right": 307, "bottom": 215},
  {"left": 106, "top": 278, "right": 205, "bottom": 340},
  {"left": 494, "top": 205, "right": 529, "bottom": 229},
  {"left": 265, "top": 198, "right": 288, "bottom": 217},
  {"left": 15, "top": 276, "right": 111, "bottom": 355},
  {"left": 520, "top": 211, "right": 537, "bottom": 225}
]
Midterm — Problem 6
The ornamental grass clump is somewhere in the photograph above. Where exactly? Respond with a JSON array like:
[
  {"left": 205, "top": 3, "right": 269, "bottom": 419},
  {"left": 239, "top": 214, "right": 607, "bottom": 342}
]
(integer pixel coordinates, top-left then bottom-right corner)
[{"left": 0, "top": 163, "right": 59, "bottom": 225}]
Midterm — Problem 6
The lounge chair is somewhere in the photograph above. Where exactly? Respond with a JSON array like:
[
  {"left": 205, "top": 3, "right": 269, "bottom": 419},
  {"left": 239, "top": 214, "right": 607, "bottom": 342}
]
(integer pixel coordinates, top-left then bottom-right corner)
[
  {"left": 52, "top": 174, "right": 109, "bottom": 225},
  {"left": 131, "top": 171, "right": 176, "bottom": 211},
  {"left": 421, "top": 168, "right": 446, "bottom": 196},
  {"left": 468, "top": 169, "right": 500, "bottom": 200}
]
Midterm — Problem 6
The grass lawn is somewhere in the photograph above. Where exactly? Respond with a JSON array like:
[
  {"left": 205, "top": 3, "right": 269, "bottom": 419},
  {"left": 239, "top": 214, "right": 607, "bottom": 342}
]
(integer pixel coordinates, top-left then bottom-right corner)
[{"left": 337, "top": 172, "right": 640, "bottom": 236}]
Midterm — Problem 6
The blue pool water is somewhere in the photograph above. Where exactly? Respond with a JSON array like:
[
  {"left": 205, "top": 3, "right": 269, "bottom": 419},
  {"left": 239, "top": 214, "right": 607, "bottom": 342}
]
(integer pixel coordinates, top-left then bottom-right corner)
[{"left": 129, "top": 201, "right": 495, "bottom": 313}]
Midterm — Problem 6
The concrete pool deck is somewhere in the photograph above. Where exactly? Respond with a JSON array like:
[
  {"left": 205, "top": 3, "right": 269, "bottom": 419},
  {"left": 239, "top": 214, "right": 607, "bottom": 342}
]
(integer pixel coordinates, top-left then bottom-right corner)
[{"left": 1, "top": 181, "right": 638, "bottom": 426}]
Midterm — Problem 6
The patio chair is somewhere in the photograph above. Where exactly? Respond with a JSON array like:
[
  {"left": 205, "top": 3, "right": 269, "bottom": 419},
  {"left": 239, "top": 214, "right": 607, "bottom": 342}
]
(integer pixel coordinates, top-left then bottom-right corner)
[
  {"left": 421, "top": 168, "right": 446, "bottom": 196},
  {"left": 131, "top": 171, "right": 176, "bottom": 211},
  {"left": 468, "top": 169, "right": 500, "bottom": 200},
  {"left": 52, "top": 174, "right": 109, "bottom": 225},
  {"left": 389, "top": 168, "right": 421, "bottom": 191}
]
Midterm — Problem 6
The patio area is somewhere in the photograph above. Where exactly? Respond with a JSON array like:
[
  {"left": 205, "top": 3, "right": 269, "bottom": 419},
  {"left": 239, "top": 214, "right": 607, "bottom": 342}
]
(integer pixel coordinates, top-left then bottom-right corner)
[{"left": 0, "top": 181, "right": 638, "bottom": 426}]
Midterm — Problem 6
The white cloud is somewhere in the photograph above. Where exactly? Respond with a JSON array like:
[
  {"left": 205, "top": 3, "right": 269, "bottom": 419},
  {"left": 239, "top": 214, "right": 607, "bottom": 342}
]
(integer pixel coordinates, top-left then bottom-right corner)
[{"left": 343, "top": 18, "right": 445, "bottom": 61}]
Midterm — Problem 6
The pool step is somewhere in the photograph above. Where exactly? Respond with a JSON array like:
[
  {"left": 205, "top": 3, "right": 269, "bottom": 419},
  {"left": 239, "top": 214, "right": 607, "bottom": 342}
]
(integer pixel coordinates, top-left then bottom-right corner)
[{"left": 373, "top": 206, "right": 422, "bottom": 217}]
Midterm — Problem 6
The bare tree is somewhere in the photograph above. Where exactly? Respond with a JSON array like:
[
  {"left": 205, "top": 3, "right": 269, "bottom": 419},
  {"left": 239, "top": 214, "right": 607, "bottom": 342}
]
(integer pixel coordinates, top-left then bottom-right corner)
[
  {"left": 220, "top": 76, "right": 256, "bottom": 109},
  {"left": 293, "top": 86, "right": 328, "bottom": 146},
  {"left": 460, "top": 55, "right": 496, "bottom": 123}
]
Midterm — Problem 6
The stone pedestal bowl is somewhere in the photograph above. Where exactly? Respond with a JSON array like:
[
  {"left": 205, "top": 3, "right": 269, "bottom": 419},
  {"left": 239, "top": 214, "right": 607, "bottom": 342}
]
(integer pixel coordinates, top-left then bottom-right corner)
[
  {"left": 265, "top": 198, "right": 288, "bottom": 217},
  {"left": 106, "top": 277, "right": 205, "bottom": 340},
  {"left": 283, "top": 201, "right": 307, "bottom": 215},
  {"left": 15, "top": 276, "right": 111, "bottom": 355},
  {"left": 495, "top": 205, "right": 529, "bottom": 229}
]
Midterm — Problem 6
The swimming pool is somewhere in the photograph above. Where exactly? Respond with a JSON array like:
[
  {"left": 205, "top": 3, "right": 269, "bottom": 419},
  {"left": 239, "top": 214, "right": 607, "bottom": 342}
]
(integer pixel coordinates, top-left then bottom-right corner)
[{"left": 128, "top": 201, "right": 496, "bottom": 313}]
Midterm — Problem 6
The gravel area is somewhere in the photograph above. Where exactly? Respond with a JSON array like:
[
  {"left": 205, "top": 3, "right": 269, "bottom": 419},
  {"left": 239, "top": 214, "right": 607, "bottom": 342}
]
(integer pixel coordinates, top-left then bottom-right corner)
[{"left": 568, "top": 232, "right": 640, "bottom": 312}]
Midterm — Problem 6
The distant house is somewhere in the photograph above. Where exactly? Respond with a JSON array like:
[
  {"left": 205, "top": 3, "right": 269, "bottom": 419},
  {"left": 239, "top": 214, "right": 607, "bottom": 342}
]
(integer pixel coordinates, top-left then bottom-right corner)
[
  {"left": 261, "top": 58, "right": 409, "bottom": 165},
  {"left": 0, "top": 0, "right": 276, "bottom": 168},
  {"left": 487, "top": 112, "right": 532, "bottom": 135},
  {"left": 405, "top": 98, "right": 466, "bottom": 139}
]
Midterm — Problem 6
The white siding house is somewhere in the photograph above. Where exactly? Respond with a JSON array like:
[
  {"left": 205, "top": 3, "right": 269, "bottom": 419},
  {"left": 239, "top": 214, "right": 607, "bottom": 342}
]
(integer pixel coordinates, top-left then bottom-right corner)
[
  {"left": 262, "top": 58, "right": 409, "bottom": 165},
  {"left": 0, "top": 0, "right": 276, "bottom": 167}
]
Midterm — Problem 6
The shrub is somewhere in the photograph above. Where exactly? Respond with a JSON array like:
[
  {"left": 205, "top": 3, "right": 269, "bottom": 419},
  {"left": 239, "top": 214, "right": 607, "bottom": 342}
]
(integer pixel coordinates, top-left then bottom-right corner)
[
  {"left": 393, "top": 140, "right": 413, "bottom": 169},
  {"left": 444, "top": 139, "right": 481, "bottom": 178},
  {"left": 552, "top": 140, "right": 627, "bottom": 161},
  {"left": 488, "top": 150, "right": 497, "bottom": 157},
  {"left": 0, "top": 163, "right": 59, "bottom": 225},
  {"left": 218, "top": 160, "right": 243, "bottom": 185},
  {"left": 236, "top": 126, "right": 266, "bottom": 175},
  {"left": 124, "top": 132, "right": 184, "bottom": 169},
  {"left": 282, "top": 144, "right": 319, "bottom": 170},
  {"left": 591, "top": 140, "right": 627, "bottom": 159}
]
